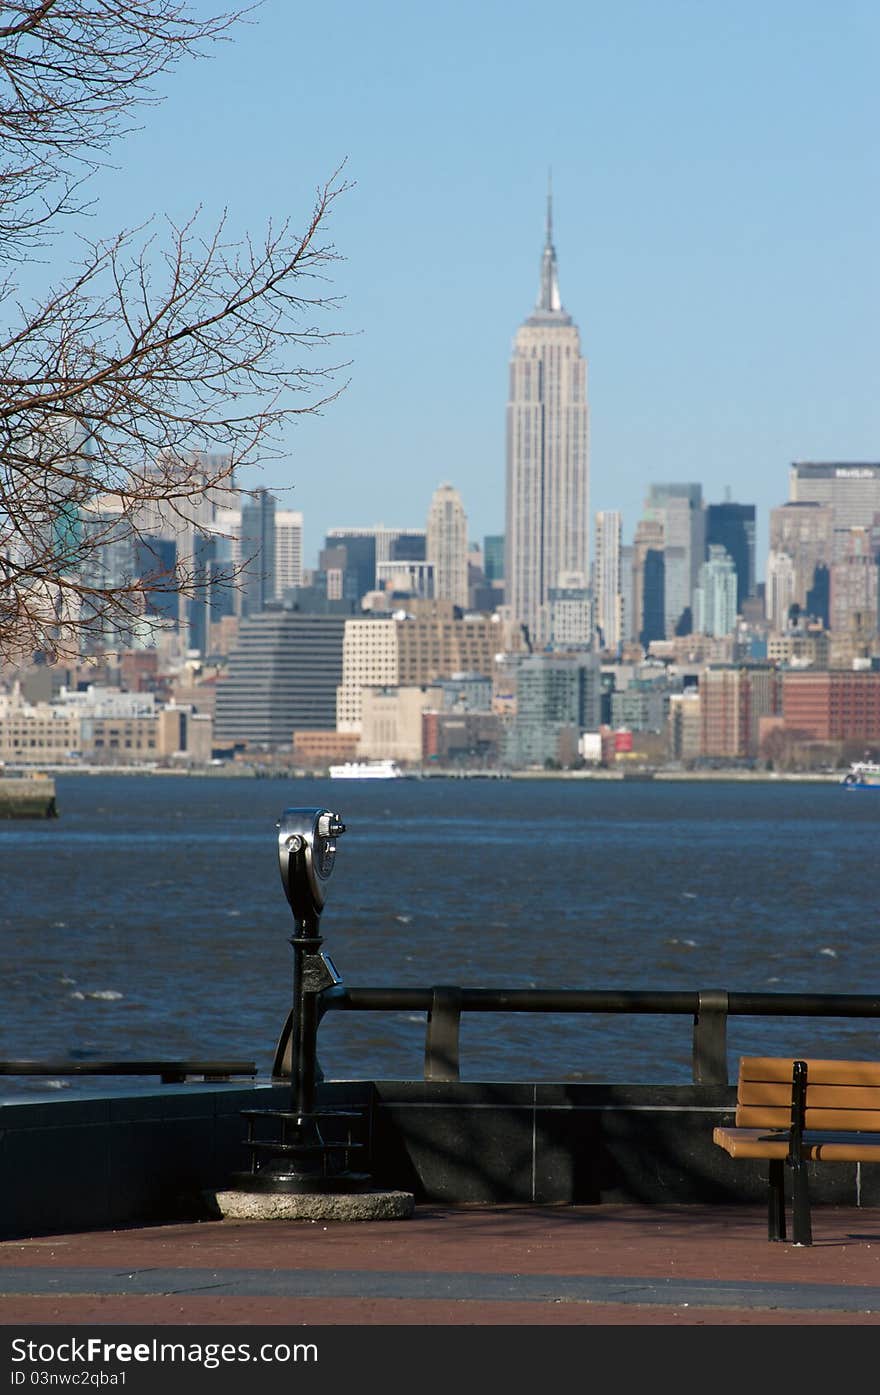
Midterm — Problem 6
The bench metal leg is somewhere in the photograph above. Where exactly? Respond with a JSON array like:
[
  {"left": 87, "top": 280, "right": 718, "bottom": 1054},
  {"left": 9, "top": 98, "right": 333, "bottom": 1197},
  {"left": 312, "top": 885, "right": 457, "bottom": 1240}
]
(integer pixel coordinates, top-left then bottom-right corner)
[
  {"left": 790, "top": 1160, "right": 813, "bottom": 1246},
  {"left": 768, "top": 1158, "right": 786, "bottom": 1241}
]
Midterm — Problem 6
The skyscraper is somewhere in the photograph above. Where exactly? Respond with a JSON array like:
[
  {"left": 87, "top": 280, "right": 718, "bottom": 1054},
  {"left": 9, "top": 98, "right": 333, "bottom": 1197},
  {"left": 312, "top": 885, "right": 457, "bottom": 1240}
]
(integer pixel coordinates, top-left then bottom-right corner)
[
  {"left": 788, "top": 462, "right": 880, "bottom": 560},
  {"left": 645, "top": 483, "right": 706, "bottom": 634},
  {"left": 706, "top": 501, "right": 756, "bottom": 612},
  {"left": 274, "top": 509, "right": 304, "bottom": 599},
  {"left": 505, "top": 185, "right": 589, "bottom": 649},
  {"left": 239, "top": 487, "right": 277, "bottom": 617},
  {"left": 426, "top": 483, "right": 468, "bottom": 610},
  {"left": 594, "top": 511, "right": 623, "bottom": 653},
  {"left": 694, "top": 545, "right": 738, "bottom": 638}
]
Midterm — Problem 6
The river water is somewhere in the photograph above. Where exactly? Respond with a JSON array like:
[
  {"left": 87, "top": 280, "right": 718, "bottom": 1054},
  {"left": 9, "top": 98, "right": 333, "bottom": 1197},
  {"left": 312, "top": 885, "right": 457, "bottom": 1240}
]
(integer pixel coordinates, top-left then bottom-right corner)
[{"left": 2, "top": 773, "right": 879, "bottom": 1097}]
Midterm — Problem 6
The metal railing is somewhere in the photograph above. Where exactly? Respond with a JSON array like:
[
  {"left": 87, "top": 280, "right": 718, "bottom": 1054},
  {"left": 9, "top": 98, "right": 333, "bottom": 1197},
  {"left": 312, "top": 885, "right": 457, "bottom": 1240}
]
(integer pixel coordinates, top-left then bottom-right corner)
[
  {"left": 313, "top": 986, "right": 880, "bottom": 1085},
  {"left": 0, "top": 1059, "right": 257, "bottom": 1084}
]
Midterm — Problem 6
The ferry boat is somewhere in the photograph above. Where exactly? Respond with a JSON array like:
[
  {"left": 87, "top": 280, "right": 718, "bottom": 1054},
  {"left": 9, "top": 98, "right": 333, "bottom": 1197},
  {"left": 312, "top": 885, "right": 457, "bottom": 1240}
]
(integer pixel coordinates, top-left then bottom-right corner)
[
  {"left": 328, "top": 759, "right": 402, "bottom": 780},
  {"left": 840, "top": 760, "right": 880, "bottom": 789}
]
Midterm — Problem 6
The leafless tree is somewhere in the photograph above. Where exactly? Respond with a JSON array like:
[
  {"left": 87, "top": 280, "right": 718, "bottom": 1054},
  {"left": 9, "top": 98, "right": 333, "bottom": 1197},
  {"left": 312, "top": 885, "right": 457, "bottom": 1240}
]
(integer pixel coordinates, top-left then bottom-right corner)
[{"left": 0, "top": 0, "right": 349, "bottom": 663}]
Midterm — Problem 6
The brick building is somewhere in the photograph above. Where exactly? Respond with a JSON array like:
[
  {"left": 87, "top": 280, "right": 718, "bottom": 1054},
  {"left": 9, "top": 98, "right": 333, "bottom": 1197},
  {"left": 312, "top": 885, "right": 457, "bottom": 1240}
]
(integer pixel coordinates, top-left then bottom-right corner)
[
  {"left": 781, "top": 670, "right": 880, "bottom": 743},
  {"left": 699, "top": 664, "right": 781, "bottom": 760}
]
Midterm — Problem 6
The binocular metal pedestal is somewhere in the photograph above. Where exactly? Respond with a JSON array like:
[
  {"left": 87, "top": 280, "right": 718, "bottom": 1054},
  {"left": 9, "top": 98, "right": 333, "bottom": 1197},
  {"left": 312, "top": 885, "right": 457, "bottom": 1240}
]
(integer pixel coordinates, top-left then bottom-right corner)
[{"left": 217, "top": 807, "right": 414, "bottom": 1221}]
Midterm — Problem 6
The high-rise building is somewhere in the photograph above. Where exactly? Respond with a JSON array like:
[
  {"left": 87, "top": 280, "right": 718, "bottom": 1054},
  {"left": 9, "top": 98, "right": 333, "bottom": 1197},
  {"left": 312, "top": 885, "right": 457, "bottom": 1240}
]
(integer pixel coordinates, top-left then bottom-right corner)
[
  {"left": 326, "top": 525, "right": 424, "bottom": 569},
  {"left": 213, "top": 610, "right": 347, "bottom": 747},
  {"left": 765, "top": 550, "right": 797, "bottom": 630},
  {"left": 768, "top": 501, "right": 833, "bottom": 618},
  {"left": 483, "top": 535, "right": 505, "bottom": 584},
  {"left": 631, "top": 515, "right": 665, "bottom": 648},
  {"left": 594, "top": 511, "right": 623, "bottom": 654},
  {"left": 646, "top": 484, "right": 706, "bottom": 634},
  {"left": 321, "top": 532, "right": 377, "bottom": 601},
  {"left": 274, "top": 510, "right": 304, "bottom": 598},
  {"left": 788, "top": 463, "right": 880, "bottom": 561},
  {"left": 505, "top": 186, "right": 589, "bottom": 649},
  {"left": 426, "top": 483, "right": 468, "bottom": 610},
  {"left": 239, "top": 488, "right": 277, "bottom": 617},
  {"left": 829, "top": 527, "right": 878, "bottom": 637},
  {"left": 503, "top": 651, "right": 602, "bottom": 768},
  {"left": 706, "top": 501, "right": 756, "bottom": 612},
  {"left": 694, "top": 545, "right": 738, "bottom": 638}
]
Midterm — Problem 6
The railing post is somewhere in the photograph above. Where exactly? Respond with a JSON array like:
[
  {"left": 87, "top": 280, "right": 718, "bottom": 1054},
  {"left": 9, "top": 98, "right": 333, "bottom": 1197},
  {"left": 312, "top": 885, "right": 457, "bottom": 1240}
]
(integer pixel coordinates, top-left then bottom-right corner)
[
  {"left": 425, "top": 986, "right": 462, "bottom": 1081},
  {"left": 692, "top": 989, "right": 729, "bottom": 1084}
]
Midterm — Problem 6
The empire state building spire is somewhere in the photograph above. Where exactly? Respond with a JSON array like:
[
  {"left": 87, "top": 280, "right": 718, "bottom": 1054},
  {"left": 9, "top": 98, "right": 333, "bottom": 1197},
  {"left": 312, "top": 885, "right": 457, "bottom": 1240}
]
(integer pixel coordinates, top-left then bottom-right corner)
[
  {"left": 507, "top": 178, "right": 589, "bottom": 649},
  {"left": 537, "top": 173, "right": 562, "bottom": 313}
]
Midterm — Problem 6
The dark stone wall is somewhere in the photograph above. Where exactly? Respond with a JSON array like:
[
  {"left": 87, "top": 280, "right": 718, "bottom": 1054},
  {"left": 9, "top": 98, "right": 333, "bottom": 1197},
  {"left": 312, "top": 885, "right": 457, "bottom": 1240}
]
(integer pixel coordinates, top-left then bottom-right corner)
[{"left": 1, "top": 1078, "right": 877, "bottom": 1239}]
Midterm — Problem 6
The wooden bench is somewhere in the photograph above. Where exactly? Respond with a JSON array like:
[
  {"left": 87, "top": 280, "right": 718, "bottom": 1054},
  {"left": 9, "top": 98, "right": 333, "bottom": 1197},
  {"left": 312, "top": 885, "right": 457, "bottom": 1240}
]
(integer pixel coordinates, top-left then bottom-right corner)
[{"left": 713, "top": 1056, "right": 880, "bottom": 1245}]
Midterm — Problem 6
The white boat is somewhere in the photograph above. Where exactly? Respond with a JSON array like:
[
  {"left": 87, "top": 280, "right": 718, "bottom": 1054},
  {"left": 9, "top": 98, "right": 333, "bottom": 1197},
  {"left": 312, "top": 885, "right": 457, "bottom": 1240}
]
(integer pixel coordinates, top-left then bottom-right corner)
[
  {"left": 840, "top": 760, "right": 880, "bottom": 789},
  {"left": 328, "top": 759, "right": 402, "bottom": 780}
]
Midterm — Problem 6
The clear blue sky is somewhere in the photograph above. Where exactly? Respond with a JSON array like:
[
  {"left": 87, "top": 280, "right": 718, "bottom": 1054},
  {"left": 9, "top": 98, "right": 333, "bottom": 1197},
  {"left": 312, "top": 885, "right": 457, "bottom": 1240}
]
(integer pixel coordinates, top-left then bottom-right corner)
[{"left": 68, "top": 0, "right": 880, "bottom": 577}]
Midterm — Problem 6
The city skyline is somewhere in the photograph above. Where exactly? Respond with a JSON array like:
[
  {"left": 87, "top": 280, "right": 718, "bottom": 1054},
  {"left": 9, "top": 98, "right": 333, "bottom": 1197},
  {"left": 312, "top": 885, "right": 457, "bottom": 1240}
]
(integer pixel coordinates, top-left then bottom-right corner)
[{"left": 27, "top": 0, "right": 877, "bottom": 580}]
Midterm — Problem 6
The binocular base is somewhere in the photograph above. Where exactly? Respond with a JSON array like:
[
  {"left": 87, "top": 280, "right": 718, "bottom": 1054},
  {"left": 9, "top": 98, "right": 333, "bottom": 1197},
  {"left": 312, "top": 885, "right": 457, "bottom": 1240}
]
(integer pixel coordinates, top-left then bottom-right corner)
[
  {"left": 236, "top": 1106, "right": 374, "bottom": 1197},
  {"left": 212, "top": 1187, "right": 415, "bottom": 1222},
  {"left": 228, "top": 1168, "right": 374, "bottom": 1195}
]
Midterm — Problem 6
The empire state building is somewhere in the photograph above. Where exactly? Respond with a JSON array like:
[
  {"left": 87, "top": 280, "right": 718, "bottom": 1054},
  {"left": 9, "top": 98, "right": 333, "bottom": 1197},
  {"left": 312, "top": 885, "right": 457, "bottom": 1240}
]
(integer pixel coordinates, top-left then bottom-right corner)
[{"left": 505, "top": 191, "right": 589, "bottom": 648}]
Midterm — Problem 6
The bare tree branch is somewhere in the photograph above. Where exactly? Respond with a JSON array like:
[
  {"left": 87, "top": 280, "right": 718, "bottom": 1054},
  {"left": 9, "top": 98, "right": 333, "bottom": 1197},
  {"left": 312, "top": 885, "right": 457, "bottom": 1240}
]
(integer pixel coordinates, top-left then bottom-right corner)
[{"left": 0, "top": 1, "right": 350, "bottom": 663}]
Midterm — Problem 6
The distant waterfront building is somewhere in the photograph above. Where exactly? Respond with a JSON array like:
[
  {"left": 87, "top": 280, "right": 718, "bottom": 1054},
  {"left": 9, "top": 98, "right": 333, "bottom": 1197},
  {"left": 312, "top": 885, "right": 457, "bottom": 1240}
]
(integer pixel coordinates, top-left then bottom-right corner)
[
  {"left": 706, "top": 501, "right": 756, "bottom": 613},
  {"left": 667, "top": 689, "right": 702, "bottom": 764},
  {"left": 504, "top": 651, "right": 602, "bottom": 768},
  {"left": 213, "top": 610, "right": 346, "bottom": 747},
  {"left": 594, "top": 511, "right": 623, "bottom": 653},
  {"left": 700, "top": 663, "right": 781, "bottom": 761},
  {"left": 505, "top": 186, "right": 589, "bottom": 649},
  {"left": 610, "top": 677, "right": 669, "bottom": 734},
  {"left": 335, "top": 602, "right": 515, "bottom": 734},
  {"left": 435, "top": 672, "right": 493, "bottom": 711},
  {"left": 781, "top": 670, "right": 880, "bottom": 744},
  {"left": 426, "top": 483, "right": 469, "bottom": 610}
]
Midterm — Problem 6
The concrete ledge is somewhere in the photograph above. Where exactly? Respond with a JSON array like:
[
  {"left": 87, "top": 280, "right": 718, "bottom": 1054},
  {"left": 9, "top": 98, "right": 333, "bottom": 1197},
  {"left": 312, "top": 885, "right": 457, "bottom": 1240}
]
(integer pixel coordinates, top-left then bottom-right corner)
[{"left": 211, "top": 1189, "right": 415, "bottom": 1221}]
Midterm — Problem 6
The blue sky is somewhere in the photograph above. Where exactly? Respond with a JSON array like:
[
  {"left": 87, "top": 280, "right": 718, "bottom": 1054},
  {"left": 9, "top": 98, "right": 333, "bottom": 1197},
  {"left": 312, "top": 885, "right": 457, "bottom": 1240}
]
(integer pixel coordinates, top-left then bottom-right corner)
[{"left": 61, "top": 0, "right": 880, "bottom": 576}]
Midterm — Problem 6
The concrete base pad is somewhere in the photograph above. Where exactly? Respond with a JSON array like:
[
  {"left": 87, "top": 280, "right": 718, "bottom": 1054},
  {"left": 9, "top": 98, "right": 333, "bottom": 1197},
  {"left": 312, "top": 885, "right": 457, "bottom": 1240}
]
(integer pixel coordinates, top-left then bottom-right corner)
[{"left": 210, "top": 1189, "right": 415, "bottom": 1221}]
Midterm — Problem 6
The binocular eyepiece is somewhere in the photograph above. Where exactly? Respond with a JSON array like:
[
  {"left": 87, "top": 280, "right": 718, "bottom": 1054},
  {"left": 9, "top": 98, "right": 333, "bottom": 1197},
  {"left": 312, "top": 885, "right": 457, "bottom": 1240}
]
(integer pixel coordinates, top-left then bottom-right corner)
[{"left": 276, "top": 807, "right": 346, "bottom": 924}]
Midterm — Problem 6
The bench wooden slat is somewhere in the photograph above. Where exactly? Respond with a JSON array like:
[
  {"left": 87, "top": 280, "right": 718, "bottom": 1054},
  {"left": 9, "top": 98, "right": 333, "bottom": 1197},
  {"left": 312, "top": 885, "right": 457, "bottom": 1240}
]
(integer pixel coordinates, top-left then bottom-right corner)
[
  {"left": 739, "top": 1057, "right": 880, "bottom": 1087},
  {"left": 739, "top": 1081, "right": 880, "bottom": 1111},
  {"left": 713, "top": 1126, "right": 880, "bottom": 1163},
  {"left": 733, "top": 1105, "right": 880, "bottom": 1131}
]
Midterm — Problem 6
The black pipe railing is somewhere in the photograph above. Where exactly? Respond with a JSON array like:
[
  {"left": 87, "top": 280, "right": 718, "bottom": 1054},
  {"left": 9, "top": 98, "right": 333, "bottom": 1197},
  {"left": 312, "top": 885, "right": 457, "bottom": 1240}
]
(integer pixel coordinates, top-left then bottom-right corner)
[
  {"left": 315, "top": 986, "right": 880, "bottom": 1086},
  {"left": 0, "top": 1060, "right": 257, "bottom": 1084}
]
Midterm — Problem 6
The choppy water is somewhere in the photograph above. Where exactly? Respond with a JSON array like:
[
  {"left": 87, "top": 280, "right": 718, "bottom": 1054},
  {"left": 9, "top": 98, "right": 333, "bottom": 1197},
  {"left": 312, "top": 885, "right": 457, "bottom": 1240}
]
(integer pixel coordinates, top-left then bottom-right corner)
[{"left": 2, "top": 773, "right": 879, "bottom": 1097}]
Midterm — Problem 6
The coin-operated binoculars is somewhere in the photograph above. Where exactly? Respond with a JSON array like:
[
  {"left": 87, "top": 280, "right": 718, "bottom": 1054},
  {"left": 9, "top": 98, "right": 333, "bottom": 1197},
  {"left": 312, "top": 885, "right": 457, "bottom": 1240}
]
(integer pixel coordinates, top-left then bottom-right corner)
[{"left": 233, "top": 808, "right": 370, "bottom": 1195}]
